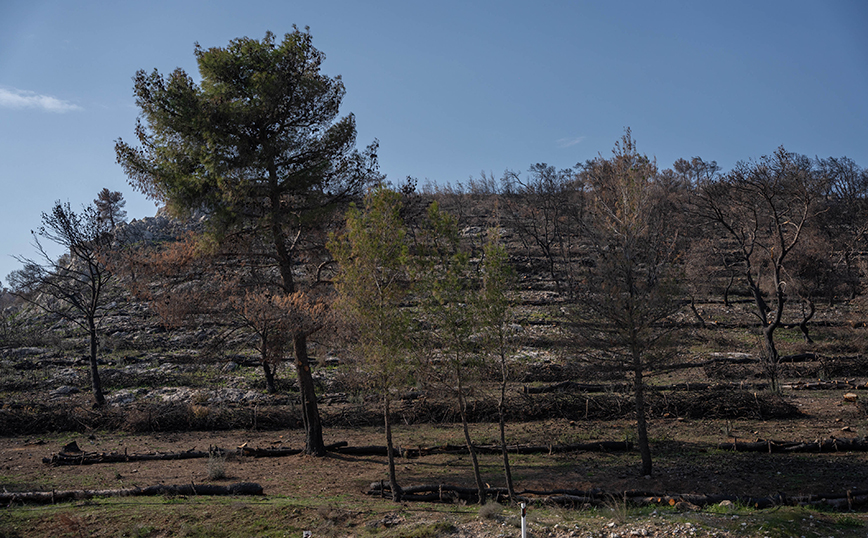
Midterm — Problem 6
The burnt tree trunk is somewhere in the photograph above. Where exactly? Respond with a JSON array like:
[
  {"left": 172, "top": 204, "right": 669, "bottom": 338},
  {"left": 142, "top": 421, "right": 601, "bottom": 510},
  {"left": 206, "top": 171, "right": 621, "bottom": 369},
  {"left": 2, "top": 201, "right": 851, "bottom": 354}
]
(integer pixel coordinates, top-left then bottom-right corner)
[
  {"left": 457, "top": 370, "right": 486, "bottom": 504},
  {"left": 295, "top": 333, "right": 325, "bottom": 456},
  {"left": 633, "top": 356, "right": 652, "bottom": 477},
  {"left": 87, "top": 315, "right": 105, "bottom": 406},
  {"left": 498, "top": 350, "right": 516, "bottom": 502},
  {"left": 384, "top": 396, "right": 402, "bottom": 501},
  {"left": 799, "top": 298, "right": 815, "bottom": 344}
]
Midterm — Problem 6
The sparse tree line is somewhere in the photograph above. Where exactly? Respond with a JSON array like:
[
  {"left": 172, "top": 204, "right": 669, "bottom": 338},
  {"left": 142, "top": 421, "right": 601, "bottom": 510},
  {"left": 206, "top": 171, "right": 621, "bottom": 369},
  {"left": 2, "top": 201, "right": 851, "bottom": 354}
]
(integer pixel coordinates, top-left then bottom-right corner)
[{"left": 3, "top": 29, "right": 868, "bottom": 500}]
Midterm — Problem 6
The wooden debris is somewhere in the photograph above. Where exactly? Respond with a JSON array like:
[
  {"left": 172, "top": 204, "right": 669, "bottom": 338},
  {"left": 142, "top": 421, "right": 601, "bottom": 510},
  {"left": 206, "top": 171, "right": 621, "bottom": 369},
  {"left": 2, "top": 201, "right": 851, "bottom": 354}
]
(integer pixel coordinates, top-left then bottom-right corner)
[
  {"left": 44, "top": 440, "right": 630, "bottom": 466},
  {"left": 366, "top": 483, "right": 868, "bottom": 511},
  {"left": 0, "top": 482, "right": 263, "bottom": 505},
  {"left": 716, "top": 437, "right": 868, "bottom": 453}
]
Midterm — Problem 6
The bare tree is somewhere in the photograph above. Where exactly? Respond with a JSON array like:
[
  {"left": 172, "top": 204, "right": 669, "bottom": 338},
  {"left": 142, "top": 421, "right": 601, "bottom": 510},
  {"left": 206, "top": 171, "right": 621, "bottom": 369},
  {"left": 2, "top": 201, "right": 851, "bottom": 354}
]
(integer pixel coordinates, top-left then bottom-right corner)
[
  {"left": 815, "top": 156, "right": 868, "bottom": 300},
  {"left": 784, "top": 230, "right": 839, "bottom": 343},
  {"left": 8, "top": 200, "right": 119, "bottom": 406},
  {"left": 500, "top": 164, "right": 583, "bottom": 294},
  {"left": 695, "top": 148, "right": 831, "bottom": 390}
]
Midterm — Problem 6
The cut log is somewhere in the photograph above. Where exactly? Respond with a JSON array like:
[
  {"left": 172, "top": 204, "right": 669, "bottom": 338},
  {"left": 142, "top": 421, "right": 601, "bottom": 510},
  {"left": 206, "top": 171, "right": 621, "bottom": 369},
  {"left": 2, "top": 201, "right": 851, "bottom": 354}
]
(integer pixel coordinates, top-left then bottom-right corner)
[
  {"left": 0, "top": 482, "right": 263, "bottom": 505},
  {"left": 717, "top": 437, "right": 868, "bottom": 453},
  {"left": 782, "top": 381, "right": 868, "bottom": 391},
  {"left": 525, "top": 380, "right": 771, "bottom": 395},
  {"left": 334, "top": 441, "right": 632, "bottom": 458},
  {"left": 373, "top": 483, "right": 868, "bottom": 511},
  {"left": 44, "top": 441, "right": 350, "bottom": 466}
]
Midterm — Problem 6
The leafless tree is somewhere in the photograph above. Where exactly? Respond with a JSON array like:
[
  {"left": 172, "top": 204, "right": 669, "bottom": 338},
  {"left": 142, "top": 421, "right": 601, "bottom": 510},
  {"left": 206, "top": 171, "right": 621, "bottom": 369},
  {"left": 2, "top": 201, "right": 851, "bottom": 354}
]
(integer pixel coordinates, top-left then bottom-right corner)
[
  {"left": 8, "top": 200, "right": 119, "bottom": 406},
  {"left": 500, "top": 163, "right": 583, "bottom": 294},
  {"left": 695, "top": 148, "right": 831, "bottom": 390}
]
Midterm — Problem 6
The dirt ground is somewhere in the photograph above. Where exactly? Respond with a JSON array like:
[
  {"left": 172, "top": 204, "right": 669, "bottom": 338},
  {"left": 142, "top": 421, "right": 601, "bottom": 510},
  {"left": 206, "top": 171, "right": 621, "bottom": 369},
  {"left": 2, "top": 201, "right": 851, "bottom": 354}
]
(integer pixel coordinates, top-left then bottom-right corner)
[{"left": 2, "top": 388, "right": 866, "bottom": 502}]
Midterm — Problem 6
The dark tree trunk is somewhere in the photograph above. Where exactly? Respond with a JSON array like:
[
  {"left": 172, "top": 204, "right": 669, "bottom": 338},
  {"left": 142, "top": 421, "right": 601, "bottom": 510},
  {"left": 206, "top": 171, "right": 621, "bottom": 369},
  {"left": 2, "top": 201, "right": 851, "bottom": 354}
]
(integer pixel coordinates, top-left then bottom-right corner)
[
  {"left": 497, "top": 348, "right": 515, "bottom": 502},
  {"left": 384, "top": 396, "right": 402, "bottom": 501},
  {"left": 762, "top": 323, "right": 781, "bottom": 392},
  {"left": 272, "top": 206, "right": 325, "bottom": 456},
  {"left": 260, "top": 336, "right": 277, "bottom": 394},
  {"left": 799, "top": 299, "right": 815, "bottom": 344},
  {"left": 633, "top": 359, "right": 651, "bottom": 476},
  {"left": 761, "top": 271, "right": 786, "bottom": 393},
  {"left": 88, "top": 316, "right": 105, "bottom": 406},
  {"left": 262, "top": 362, "right": 277, "bottom": 394},
  {"left": 722, "top": 272, "right": 735, "bottom": 307},
  {"left": 457, "top": 373, "right": 486, "bottom": 504},
  {"left": 295, "top": 333, "right": 325, "bottom": 456},
  {"left": 689, "top": 296, "right": 706, "bottom": 329}
]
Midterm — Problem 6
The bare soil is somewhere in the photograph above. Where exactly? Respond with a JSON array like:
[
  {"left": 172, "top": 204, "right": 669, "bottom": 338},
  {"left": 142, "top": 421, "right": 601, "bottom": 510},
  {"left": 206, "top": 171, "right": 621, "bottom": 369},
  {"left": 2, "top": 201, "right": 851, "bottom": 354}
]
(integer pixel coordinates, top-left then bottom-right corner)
[{"left": 2, "top": 388, "right": 866, "bottom": 500}]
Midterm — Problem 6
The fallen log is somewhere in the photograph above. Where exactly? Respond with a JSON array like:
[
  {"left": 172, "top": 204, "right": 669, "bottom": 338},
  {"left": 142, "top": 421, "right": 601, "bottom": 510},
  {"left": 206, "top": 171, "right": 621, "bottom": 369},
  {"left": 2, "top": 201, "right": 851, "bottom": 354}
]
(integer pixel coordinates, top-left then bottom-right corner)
[
  {"left": 241, "top": 441, "right": 348, "bottom": 457},
  {"left": 44, "top": 441, "right": 351, "bottom": 466},
  {"left": 0, "top": 482, "right": 263, "bottom": 505},
  {"left": 44, "top": 447, "right": 213, "bottom": 466},
  {"left": 782, "top": 380, "right": 868, "bottom": 391},
  {"left": 39, "top": 439, "right": 635, "bottom": 468},
  {"left": 524, "top": 382, "right": 626, "bottom": 394},
  {"left": 525, "top": 380, "right": 770, "bottom": 395},
  {"left": 370, "top": 482, "right": 868, "bottom": 511},
  {"left": 333, "top": 441, "right": 632, "bottom": 458},
  {"left": 717, "top": 437, "right": 868, "bottom": 453}
]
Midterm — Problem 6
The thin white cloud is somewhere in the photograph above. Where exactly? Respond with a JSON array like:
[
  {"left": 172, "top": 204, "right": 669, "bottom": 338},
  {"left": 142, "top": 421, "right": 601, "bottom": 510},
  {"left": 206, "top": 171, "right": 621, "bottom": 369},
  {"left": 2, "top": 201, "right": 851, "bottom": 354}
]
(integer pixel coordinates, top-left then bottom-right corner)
[
  {"left": 0, "top": 87, "right": 82, "bottom": 113},
  {"left": 556, "top": 136, "right": 587, "bottom": 148}
]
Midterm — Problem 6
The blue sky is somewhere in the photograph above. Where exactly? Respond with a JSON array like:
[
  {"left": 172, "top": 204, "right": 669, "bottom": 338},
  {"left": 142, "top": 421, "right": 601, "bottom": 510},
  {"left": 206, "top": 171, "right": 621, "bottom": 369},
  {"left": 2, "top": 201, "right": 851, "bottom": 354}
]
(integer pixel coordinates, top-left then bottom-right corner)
[{"left": 1, "top": 0, "right": 866, "bottom": 282}]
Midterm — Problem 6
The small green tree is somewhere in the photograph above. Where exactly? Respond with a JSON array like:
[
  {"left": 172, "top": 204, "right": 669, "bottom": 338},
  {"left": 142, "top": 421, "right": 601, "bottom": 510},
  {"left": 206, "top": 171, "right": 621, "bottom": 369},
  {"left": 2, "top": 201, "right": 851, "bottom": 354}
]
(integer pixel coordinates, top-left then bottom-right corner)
[
  {"left": 328, "top": 186, "right": 412, "bottom": 501},
  {"left": 475, "top": 228, "right": 518, "bottom": 501},
  {"left": 414, "top": 202, "right": 487, "bottom": 504}
]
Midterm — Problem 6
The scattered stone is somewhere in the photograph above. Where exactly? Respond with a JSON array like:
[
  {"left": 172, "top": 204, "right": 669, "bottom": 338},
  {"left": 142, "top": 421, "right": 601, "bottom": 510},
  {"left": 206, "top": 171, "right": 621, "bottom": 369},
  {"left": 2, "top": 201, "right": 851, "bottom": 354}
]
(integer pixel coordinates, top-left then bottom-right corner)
[{"left": 50, "top": 385, "right": 79, "bottom": 397}]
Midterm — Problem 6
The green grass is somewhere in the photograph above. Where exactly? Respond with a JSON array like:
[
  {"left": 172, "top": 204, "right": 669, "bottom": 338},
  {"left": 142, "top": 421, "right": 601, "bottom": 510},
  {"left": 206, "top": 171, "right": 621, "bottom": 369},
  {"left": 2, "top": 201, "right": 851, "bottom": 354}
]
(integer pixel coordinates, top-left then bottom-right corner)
[{"left": 1, "top": 491, "right": 867, "bottom": 537}]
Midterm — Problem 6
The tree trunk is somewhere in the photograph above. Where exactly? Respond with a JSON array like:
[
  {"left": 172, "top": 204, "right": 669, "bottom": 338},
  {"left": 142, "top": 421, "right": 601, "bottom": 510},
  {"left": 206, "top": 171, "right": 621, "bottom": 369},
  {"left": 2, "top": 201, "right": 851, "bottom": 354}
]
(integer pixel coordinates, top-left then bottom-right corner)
[
  {"left": 384, "top": 396, "right": 402, "bottom": 501},
  {"left": 294, "top": 333, "right": 325, "bottom": 456},
  {"left": 457, "top": 373, "right": 486, "bottom": 504},
  {"left": 498, "top": 350, "right": 515, "bottom": 502},
  {"left": 87, "top": 316, "right": 105, "bottom": 406},
  {"left": 260, "top": 336, "right": 277, "bottom": 394},
  {"left": 762, "top": 273, "right": 786, "bottom": 393},
  {"left": 762, "top": 324, "right": 780, "bottom": 392},
  {"left": 799, "top": 299, "right": 815, "bottom": 344},
  {"left": 722, "top": 272, "right": 735, "bottom": 307},
  {"left": 689, "top": 296, "right": 706, "bottom": 328},
  {"left": 633, "top": 359, "right": 652, "bottom": 476},
  {"left": 262, "top": 361, "right": 277, "bottom": 394},
  {"left": 271, "top": 208, "right": 325, "bottom": 456}
]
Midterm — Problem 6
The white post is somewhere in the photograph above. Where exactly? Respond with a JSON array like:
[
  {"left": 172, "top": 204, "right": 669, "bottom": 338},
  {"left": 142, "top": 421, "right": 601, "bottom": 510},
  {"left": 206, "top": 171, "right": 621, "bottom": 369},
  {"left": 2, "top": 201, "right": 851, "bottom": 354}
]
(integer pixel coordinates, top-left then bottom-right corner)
[{"left": 520, "top": 502, "right": 527, "bottom": 538}]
